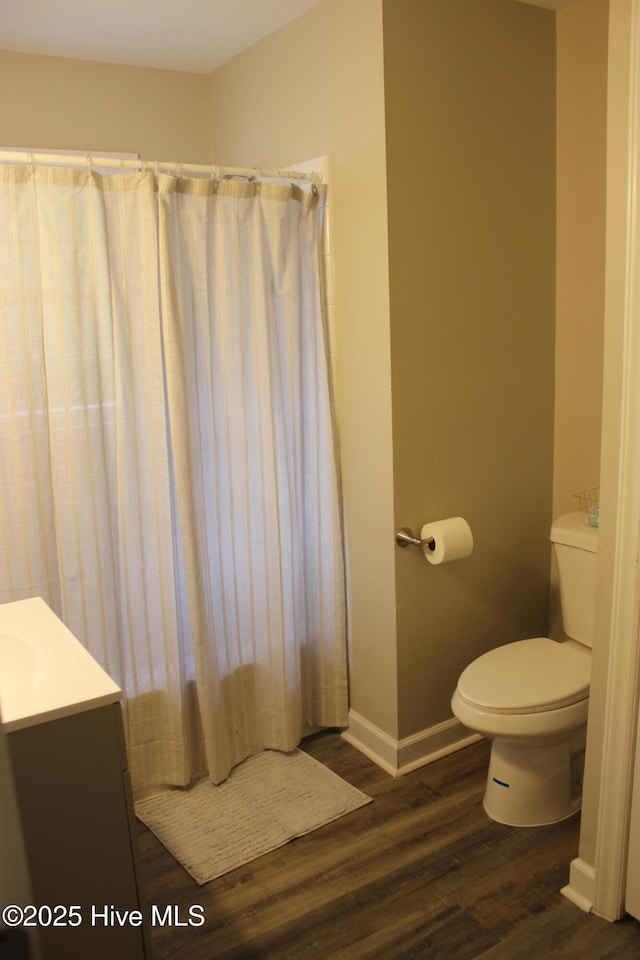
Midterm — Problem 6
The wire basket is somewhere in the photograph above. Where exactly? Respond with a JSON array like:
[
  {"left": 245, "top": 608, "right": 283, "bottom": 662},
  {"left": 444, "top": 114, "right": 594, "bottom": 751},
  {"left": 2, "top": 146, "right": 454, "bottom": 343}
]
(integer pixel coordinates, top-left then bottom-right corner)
[
  {"left": 573, "top": 487, "right": 600, "bottom": 513},
  {"left": 573, "top": 487, "right": 600, "bottom": 526}
]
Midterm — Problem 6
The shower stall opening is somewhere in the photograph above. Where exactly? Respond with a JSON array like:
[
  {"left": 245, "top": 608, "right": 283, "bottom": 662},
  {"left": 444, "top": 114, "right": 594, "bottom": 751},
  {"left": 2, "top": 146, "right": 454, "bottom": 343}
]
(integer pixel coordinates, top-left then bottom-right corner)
[{"left": 0, "top": 151, "right": 347, "bottom": 793}]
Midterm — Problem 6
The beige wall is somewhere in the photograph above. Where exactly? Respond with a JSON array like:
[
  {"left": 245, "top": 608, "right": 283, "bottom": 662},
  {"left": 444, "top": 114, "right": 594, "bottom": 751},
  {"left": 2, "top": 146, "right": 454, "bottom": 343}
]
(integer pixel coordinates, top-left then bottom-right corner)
[
  {"left": 554, "top": 0, "right": 608, "bottom": 519},
  {"left": 0, "top": 5, "right": 399, "bottom": 741},
  {"left": 207, "top": 0, "right": 399, "bottom": 737},
  {"left": 0, "top": 50, "right": 210, "bottom": 162},
  {"left": 0, "top": 0, "right": 611, "bottom": 757},
  {"left": 549, "top": 0, "right": 608, "bottom": 640},
  {"left": 383, "top": 0, "right": 556, "bottom": 739}
]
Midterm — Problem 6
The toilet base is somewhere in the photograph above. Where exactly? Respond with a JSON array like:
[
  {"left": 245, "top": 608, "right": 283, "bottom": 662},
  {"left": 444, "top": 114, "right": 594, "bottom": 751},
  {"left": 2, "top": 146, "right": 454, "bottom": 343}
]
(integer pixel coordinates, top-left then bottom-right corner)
[{"left": 484, "top": 737, "right": 584, "bottom": 827}]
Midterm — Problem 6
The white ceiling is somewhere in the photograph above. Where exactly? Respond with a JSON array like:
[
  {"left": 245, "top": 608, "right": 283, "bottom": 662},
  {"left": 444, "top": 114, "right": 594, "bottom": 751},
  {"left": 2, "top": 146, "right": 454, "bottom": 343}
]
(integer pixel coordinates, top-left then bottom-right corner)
[
  {"left": 0, "top": 0, "right": 579, "bottom": 75},
  {"left": 0, "top": 0, "right": 322, "bottom": 74}
]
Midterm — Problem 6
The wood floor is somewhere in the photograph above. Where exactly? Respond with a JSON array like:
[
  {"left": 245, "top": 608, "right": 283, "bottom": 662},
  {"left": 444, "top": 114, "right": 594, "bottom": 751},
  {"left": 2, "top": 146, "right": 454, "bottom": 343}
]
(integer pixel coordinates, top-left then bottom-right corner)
[{"left": 136, "top": 732, "right": 640, "bottom": 959}]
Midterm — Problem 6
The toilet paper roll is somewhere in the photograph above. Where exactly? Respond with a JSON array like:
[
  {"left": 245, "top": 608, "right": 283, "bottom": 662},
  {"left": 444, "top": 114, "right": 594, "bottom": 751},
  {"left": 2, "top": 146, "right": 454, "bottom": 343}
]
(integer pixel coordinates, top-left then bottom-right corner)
[{"left": 421, "top": 517, "right": 473, "bottom": 565}]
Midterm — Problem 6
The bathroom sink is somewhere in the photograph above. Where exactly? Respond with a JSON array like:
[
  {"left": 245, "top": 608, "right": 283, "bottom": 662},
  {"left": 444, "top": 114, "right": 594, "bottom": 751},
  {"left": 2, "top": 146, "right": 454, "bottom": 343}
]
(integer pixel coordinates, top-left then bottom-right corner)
[{"left": 0, "top": 597, "right": 121, "bottom": 732}]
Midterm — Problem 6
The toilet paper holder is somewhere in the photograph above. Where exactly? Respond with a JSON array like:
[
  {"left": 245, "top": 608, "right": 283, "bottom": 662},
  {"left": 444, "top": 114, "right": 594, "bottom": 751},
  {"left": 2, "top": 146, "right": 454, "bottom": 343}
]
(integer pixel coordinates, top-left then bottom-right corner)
[{"left": 396, "top": 527, "right": 435, "bottom": 551}]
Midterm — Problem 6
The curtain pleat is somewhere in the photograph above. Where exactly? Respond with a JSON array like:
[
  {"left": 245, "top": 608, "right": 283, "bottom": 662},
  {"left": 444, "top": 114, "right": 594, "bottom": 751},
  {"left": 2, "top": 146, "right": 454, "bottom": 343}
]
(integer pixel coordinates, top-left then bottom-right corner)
[
  {"left": 0, "top": 167, "right": 194, "bottom": 792},
  {"left": 0, "top": 165, "right": 347, "bottom": 791},
  {"left": 158, "top": 176, "right": 347, "bottom": 783}
]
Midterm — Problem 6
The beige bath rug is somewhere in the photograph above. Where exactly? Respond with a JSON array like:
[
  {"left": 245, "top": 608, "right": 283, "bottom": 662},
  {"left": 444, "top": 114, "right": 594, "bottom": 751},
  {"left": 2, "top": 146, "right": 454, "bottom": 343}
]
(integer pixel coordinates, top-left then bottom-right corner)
[{"left": 135, "top": 748, "right": 372, "bottom": 884}]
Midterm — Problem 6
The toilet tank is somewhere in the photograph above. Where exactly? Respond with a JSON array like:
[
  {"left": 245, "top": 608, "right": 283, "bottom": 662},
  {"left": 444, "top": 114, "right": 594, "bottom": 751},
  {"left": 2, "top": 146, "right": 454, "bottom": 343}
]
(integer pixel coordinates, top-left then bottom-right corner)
[{"left": 550, "top": 511, "right": 599, "bottom": 646}]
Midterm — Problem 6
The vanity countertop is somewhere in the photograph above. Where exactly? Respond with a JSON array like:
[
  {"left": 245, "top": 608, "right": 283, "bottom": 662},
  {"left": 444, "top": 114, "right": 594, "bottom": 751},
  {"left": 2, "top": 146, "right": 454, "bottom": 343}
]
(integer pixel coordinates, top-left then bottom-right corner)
[{"left": 0, "top": 597, "right": 121, "bottom": 732}]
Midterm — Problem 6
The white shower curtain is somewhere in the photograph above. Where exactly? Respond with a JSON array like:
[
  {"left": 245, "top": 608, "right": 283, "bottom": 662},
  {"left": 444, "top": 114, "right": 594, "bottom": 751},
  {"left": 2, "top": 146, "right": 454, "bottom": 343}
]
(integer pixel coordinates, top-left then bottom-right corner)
[{"left": 0, "top": 164, "right": 347, "bottom": 790}]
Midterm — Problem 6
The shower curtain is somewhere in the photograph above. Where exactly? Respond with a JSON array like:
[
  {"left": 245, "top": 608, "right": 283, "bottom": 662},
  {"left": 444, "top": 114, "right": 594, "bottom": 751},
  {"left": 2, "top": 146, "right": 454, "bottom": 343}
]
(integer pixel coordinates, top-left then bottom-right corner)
[{"left": 0, "top": 164, "right": 347, "bottom": 790}]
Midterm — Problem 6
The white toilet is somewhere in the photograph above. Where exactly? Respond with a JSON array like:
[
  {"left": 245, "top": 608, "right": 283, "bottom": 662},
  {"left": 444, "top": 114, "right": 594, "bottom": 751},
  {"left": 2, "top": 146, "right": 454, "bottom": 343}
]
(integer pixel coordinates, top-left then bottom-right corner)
[{"left": 451, "top": 511, "right": 598, "bottom": 827}]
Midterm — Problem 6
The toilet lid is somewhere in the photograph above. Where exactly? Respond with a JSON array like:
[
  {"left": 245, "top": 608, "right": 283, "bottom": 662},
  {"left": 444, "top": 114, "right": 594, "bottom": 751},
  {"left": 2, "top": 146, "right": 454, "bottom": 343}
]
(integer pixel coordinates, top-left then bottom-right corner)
[{"left": 457, "top": 638, "right": 591, "bottom": 714}]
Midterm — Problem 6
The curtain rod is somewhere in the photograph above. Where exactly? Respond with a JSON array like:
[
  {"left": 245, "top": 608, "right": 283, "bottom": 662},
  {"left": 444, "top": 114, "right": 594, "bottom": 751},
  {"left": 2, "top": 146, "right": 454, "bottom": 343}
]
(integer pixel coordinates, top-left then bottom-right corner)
[{"left": 0, "top": 150, "right": 323, "bottom": 183}]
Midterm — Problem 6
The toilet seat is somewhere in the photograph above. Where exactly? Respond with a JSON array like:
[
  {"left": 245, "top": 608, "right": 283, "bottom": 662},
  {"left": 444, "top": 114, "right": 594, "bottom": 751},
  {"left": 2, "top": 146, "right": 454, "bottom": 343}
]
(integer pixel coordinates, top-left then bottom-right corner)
[{"left": 456, "top": 637, "right": 591, "bottom": 715}]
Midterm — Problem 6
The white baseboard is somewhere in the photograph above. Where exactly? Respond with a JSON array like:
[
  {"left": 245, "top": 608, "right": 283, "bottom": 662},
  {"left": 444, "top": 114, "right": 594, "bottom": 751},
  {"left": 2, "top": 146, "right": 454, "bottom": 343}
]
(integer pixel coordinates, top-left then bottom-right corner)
[
  {"left": 561, "top": 858, "right": 595, "bottom": 913},
  {"left": 341, "top": 709, "right": 482, "bottom": 777},
  {"left": 341, "top": 711, "right": 400, "bottom": 775}
]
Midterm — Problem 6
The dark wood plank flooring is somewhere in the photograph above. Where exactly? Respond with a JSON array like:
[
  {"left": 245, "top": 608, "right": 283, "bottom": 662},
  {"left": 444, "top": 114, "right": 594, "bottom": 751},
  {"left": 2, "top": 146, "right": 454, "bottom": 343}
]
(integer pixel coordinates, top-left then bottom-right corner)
[{"left": 136, "top": 732, "right": 640, "bottom": 959}]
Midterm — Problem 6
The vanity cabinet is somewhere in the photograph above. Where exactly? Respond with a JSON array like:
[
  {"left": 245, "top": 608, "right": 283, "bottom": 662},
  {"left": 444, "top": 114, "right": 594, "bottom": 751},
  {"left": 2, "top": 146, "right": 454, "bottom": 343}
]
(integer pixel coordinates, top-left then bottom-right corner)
[
  {"left": 0, "top": 598, "right": 148, "bottom": 960},
  {"left": 7, "top": 702, "right": 149, "bottom": 959}
]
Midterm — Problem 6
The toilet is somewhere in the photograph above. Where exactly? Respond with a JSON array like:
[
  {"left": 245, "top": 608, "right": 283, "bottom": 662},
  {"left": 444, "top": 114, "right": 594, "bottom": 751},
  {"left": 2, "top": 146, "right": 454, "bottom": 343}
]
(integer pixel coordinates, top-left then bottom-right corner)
[{"left": 451, "top": 511, "right": 598, "bottom": 827}]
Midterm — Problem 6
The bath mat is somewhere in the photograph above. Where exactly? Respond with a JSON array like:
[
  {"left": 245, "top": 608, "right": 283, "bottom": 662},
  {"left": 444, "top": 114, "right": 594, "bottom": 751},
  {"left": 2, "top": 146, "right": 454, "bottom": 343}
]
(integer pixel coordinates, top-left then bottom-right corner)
[{"left": 135, "top": 748, "right": 372, "bottom": 884}]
